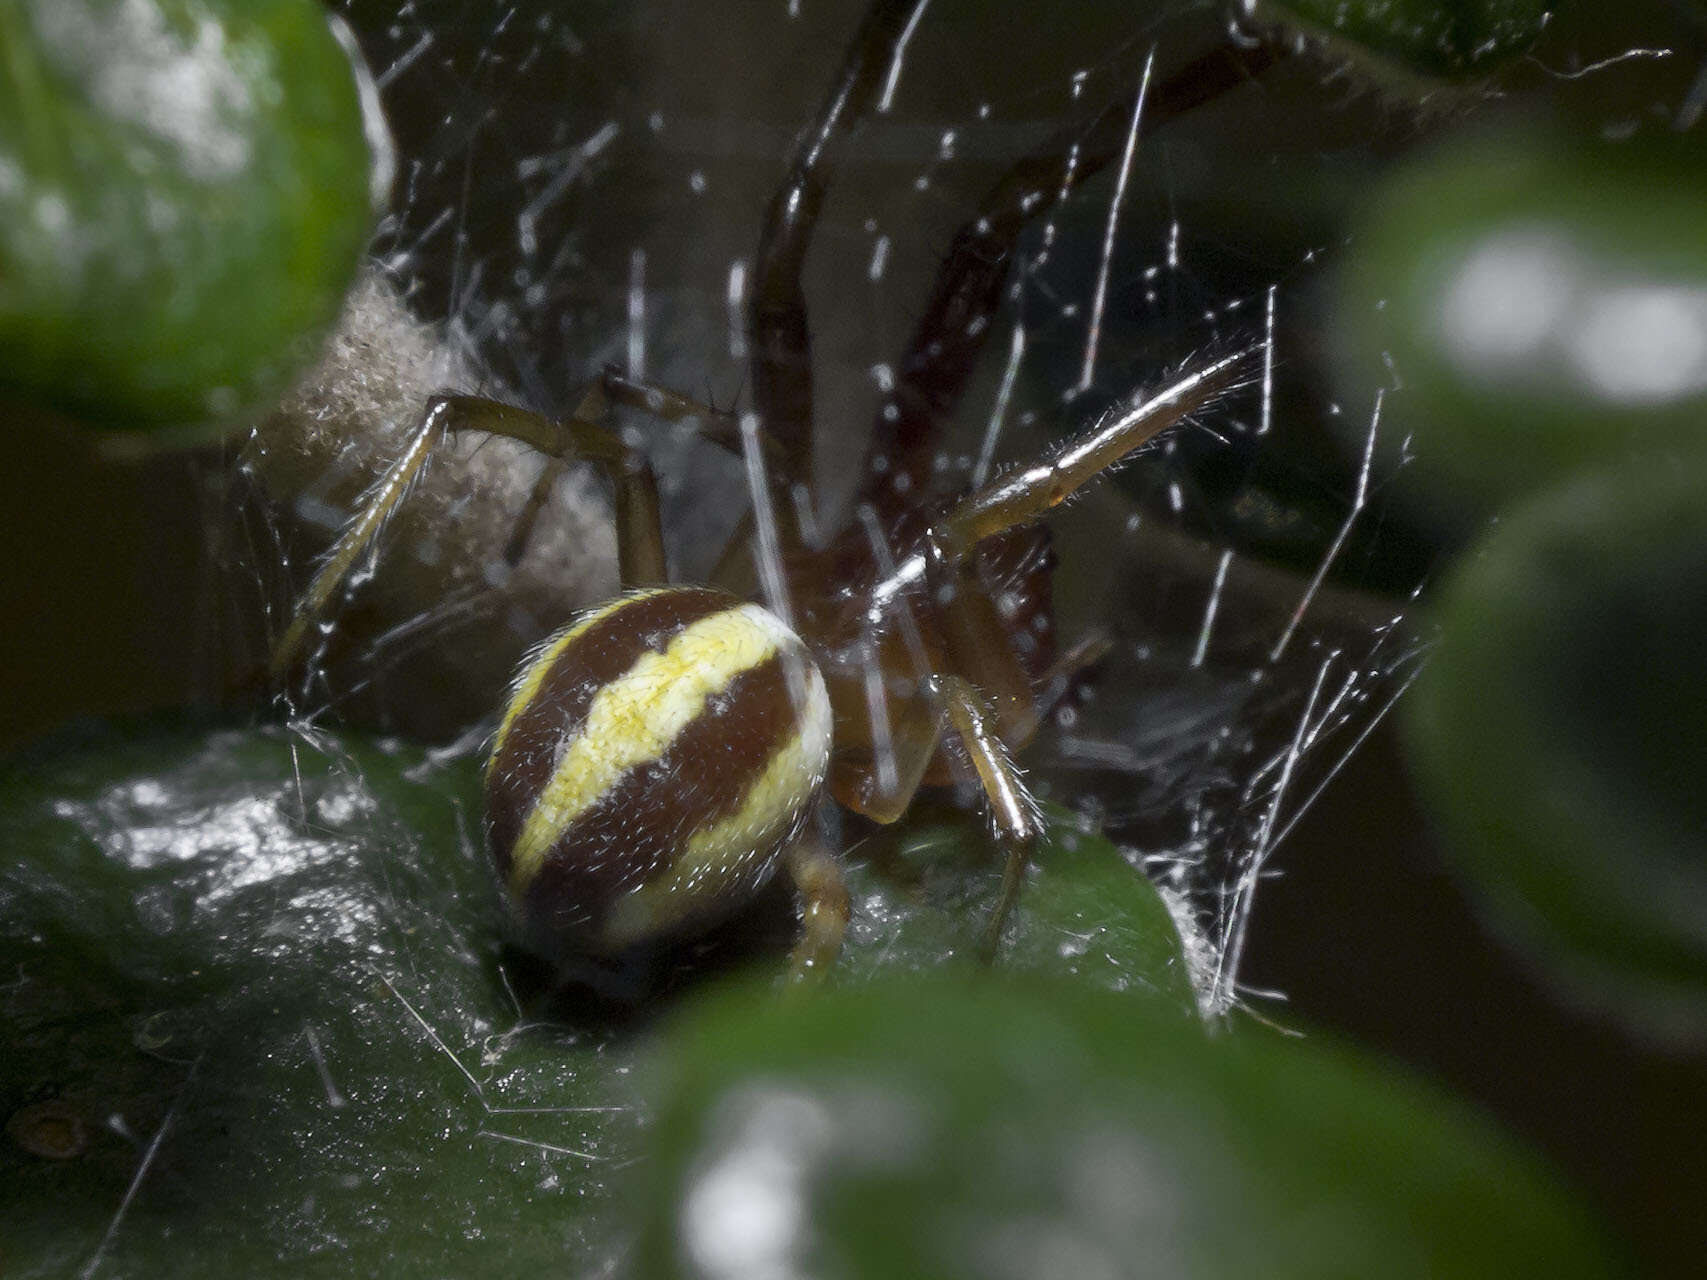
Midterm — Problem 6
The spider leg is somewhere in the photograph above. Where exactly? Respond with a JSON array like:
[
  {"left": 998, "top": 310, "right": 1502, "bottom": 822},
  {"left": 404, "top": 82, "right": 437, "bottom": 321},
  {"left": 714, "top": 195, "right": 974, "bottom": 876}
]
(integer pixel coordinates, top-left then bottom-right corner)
[
  {"left": 936, "top": 347, "right": 1254, "bottom": 555},
  {"left": 270, "top": 395, "right": 454, "bottom": 682},
  {"left": 269, "top": 390, "right": 671, "bottom": 683},
  {"left": 708, "top": 509, "right": 758, "bottom": 597},
  {"left": 501, "top": 455, "right": 572, "bottom": 567},
  {"left": 922, "top": 532, "right": 1042, "bottom": 747},
  {"left": 783, "top": 831, "right": 851, "bottom": 984},
  {"left": 503, "top": 386, "right": 671, "bottom": 589},
  {"left": 828, "top": 650, "right": 944, "bottom": 825},
  {"left": 601, "top": 369, "right": 786, "bottom": 465},
  {"left": 1033, "top": 631, "right": 1114, "bottom": 723},
  {"left": 931, "top": 673, "right": 1046, "bottom": 963},
  {"left": 910, "top": 349, "right": 1251, "bottom": 718},
  {"left": 903, "top": 350, "right": 1253, "bottom": 939},
  {"left": 750, "top": 0, "right": 928, "bottom": 529},
  {"left": 598, "top": 368, "right": 812, "bottom": 597},
  {"left": 504, "top": 368, "right": 795, "bottom": 581},
  {"left": 869, "top": 41, "right": 1288, "bottom": 518}
]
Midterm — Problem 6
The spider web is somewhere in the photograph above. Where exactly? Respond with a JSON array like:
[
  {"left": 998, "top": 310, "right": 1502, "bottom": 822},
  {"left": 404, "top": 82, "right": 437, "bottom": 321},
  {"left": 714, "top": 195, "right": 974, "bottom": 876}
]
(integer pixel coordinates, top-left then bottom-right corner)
[
  {"left": 232, "top": 0, "right": 1428, "bottom": 1019},
  {"left": 171, "top": 3, "right": 1467, "bottom": 1273}
]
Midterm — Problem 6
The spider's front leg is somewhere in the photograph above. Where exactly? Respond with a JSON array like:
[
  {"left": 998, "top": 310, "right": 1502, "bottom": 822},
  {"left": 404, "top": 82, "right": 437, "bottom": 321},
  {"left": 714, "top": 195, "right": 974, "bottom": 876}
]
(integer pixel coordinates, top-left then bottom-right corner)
[
  {"left": 750, "top": 0, "right": 928, "bottom": 518},
  {"left": 935, "top": 347, "right": 1256, "bottom": 560},
  {"left": 868, "top": 44, "right": 1287, "bottom": 518},
  {"left": 916, "top": 347, "right": 1257, "bottom": 740},
  {"left": 915, "top": 348, "right": 1257, "bottom": 954},
  {"left": 268, "top": 383, "right": 686, "bottom": 685}
]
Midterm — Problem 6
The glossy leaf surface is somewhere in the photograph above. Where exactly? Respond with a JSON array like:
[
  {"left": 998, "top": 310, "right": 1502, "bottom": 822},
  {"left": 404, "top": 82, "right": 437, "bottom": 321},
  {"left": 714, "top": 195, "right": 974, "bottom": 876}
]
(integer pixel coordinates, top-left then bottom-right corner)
[{"left": 0, "top": 718, "right": 1192, "bottom": 1274}]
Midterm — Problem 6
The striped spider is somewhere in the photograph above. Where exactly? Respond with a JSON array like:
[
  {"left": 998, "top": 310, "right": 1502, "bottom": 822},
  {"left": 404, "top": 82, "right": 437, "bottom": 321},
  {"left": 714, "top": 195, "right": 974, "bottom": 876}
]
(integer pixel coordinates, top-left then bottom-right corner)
[{"left": 272, "top": 1, "right": 1262, "bottom": 985}]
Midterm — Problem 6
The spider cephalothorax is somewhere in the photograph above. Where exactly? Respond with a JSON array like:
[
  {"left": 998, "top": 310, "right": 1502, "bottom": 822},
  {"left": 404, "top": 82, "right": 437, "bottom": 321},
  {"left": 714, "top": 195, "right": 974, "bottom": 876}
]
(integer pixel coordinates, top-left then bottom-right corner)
[{"left": 271, "top": 0, "right": 1264, "bottom": 981}]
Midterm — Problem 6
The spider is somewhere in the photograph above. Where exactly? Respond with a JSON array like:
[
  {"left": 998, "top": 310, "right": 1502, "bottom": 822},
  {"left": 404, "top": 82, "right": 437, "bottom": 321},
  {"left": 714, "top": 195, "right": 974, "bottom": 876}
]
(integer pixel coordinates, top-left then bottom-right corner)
[{"left": 270, "top": 0, "right": 1269, "bottom": 984}]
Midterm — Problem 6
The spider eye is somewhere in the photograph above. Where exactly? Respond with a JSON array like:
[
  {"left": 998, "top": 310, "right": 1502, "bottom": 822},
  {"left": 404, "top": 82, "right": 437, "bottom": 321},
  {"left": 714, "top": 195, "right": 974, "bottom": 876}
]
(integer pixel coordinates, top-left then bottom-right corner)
[{"left": 485, "top": 587, "right": 832, "bottom": 956}]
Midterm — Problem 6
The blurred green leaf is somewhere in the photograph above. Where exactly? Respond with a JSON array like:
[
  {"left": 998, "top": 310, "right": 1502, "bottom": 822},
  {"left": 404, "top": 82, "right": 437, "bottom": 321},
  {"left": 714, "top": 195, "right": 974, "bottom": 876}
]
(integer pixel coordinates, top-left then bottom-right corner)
[
  {"left": 1404, "top": 455, "right": 1707, "bottom": 1042},
  {"left": 0, "top": 720, "right": 638, "bottom": 1276},
  {"left": 633, "top": 976, "right": 1629, "bottom": 1278},
  {"left": 837, "top": 802, "right": 1200, "bottom": 1011},
  {"left": 1336, "top": 128, "right": 1707, "bottom": 514},
  {"left": 0, "top": 0, "right": 382, "bottom": 439}
]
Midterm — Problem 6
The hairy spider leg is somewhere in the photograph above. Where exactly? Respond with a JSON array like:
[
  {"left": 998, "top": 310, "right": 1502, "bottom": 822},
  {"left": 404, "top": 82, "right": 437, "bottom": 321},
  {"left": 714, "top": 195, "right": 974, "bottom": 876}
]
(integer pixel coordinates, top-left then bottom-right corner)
[
  {"left": 909, "top": 349, "right": 1256, "bottom": 952},
  {"left": 912, "top": 344, "right": 1255, "bottom": 742},
  {"left": 500, "top": 371, "right": 770, "bottom": 577},
  {"left": 270, "top": 377, "right": 762, "bottom": 683},
  {"left": 866, "top": 41, "right": 1288, "bottom": 519},
  {"left": 746, "top": 0, "right": 1274, "bottom": 961},
  {"left": 269, "top": 393, "right": 643, "bottom": 681},
  {"left": 732, "top": 2, "right": 1279, "bottom": 962},
  {"left": 938, "top": 347, "right": 1256, "bottom": 554},
  {"left": 929, "top": 674, "right": 1045, "bottom": 962}
]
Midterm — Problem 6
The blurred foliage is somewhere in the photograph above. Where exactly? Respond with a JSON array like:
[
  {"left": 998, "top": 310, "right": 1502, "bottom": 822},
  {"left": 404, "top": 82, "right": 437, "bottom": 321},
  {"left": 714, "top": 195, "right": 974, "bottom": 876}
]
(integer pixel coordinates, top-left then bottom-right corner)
[
  {"left": 1257, "top": 0, "right": 1554, "bottom": 81},
  {"left": 1404, "top": 457, "right": 1707, "bottom": 1044},
  {"left": 635, "top": 976, "right": 1629, "bottom": 1278},
  {"left": 1320, "top": 6, "right": 1707, "bottom": 1051},
  {"left": 0, "top": 0, "right": 380, "bottom": 439},
  {"left": 1337, "top": 129, "right": 1707, "bottom": 518}
]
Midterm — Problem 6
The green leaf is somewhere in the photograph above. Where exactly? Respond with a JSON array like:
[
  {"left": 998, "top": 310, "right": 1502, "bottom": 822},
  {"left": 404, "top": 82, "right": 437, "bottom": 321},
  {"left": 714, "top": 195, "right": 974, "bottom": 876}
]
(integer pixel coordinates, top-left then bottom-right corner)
[
  {"left": 633, "top": 976, "right": 1630, "bottom": 1278},
  {"left": 838, "top": 803, "right": 1200, "bottom": 1011},
  {"left": 1335, "top": 128, "right": 1707, "bottom": 514},
  {"left": 0, "top": 720, "right": 638, "bottom": 1276},
  {"left": 1404, "top": 456, "right": 1707, "bottom": 1043},
  {"left": 0, "top": 0, "right": 382, "bottom": 438},
  {"left": 0, "top": 718, "right": 1194, "bottom": 1273},
  {"left": 1250, "top": 0, "right": 1551, "bottom": 84}
]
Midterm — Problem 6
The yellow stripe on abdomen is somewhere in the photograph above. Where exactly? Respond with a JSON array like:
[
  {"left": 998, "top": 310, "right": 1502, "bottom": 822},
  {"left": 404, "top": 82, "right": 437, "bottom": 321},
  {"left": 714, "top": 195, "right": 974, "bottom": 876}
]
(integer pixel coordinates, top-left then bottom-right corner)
[
  {"left": 506, "top": 602, "right": 801, "bottom": 892},
  {"left": 599, "top": 668, "right": 832, "bottom": 949},
  {"left": 487, "top": 589, "right": 664, "bottom": 770}
]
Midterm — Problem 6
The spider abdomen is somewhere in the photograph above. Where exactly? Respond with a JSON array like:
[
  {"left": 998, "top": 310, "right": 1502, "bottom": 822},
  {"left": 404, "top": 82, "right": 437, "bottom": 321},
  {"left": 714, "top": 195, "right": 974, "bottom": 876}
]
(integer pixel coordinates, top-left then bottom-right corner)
[{"left": 485, "top": 587, "right": 832, "bottom": 957}]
